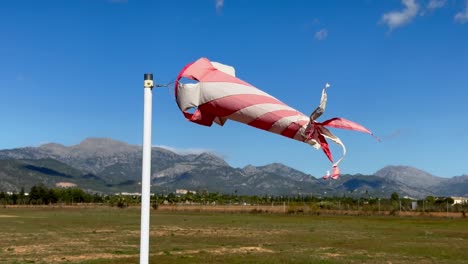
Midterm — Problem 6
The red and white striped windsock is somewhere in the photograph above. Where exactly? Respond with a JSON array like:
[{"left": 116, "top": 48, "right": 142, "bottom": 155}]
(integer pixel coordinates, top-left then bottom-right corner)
[{"left": 175, "top": 58, "right": 378, "bottom": 179}]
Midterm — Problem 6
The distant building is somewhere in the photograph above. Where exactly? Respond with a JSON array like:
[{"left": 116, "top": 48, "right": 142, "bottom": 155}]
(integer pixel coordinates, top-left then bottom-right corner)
[
  {"left": 116, "top": 192, "right": 155, "bottom": 196},
  {"left": 55, "top": 182, "right": 77, "bottom": 188},
  {"left": 403, "top": 195, "right": 417, "bottom": 200},
  {"left": 176, "top": 189, "right": 196, "bottom": 195},
  {"left": 4, "top": 192, "right": 28, "bottom": 196},
  {"left": 118, "top": 192, "right": 141, "bottom": 196},
  {"left": 451, "top": 197, "right": 468, "bottom": 205}
]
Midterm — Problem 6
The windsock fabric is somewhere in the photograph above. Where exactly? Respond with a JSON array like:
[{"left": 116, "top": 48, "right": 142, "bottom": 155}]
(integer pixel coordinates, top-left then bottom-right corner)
[{"left": 175, "top": 58, "right": 377, "bottom": 179}]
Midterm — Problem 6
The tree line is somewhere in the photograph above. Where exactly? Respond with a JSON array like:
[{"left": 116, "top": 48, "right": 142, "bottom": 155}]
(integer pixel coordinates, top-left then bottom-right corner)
[
  {"left": 0, "top": 186, "right": 466, "bottom": 213},
  {"left": 0, "top": 184, "right": 103, "bottom": 205}
]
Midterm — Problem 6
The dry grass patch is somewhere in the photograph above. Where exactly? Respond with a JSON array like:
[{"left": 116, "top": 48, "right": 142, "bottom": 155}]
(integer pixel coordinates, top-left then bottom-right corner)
[
  {"left": 0, "top": 214, "right": 17, "bottom": 218},
  {"left": 156, "top": 246, "right": 274, "bottom": 256},
  {"left": 126, "top": 225, "right": 289, "bottom": 238}
]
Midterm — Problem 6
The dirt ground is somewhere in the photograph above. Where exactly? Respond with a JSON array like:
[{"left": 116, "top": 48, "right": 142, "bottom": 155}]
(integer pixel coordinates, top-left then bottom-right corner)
[{"left": 5, "top": 204, "right": 465, "bottom": 218}]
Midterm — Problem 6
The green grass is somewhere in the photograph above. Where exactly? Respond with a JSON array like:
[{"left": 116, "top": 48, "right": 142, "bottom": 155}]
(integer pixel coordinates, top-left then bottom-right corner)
[{"left": 1, "top": 207, "right": 467, "bottom": 263}]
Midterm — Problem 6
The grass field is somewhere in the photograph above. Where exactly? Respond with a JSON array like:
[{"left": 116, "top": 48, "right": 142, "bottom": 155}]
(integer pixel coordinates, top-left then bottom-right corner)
[{"left": 1, "top": 207, "right": 467, "bottom": 263}]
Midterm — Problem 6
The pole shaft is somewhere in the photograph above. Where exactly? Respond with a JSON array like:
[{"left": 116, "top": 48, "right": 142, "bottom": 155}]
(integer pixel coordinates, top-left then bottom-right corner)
[{"left": 140, "top": 75, "right": 153, "bottom": 264}]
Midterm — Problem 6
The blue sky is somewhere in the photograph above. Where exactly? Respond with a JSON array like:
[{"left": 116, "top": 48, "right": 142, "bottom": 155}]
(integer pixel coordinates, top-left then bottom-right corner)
[{"left": 1, "top": 0, "right": 467, "bottom": 177}]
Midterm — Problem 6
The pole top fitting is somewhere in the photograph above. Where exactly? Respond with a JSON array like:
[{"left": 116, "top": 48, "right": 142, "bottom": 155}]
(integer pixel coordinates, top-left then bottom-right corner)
[
  {"left": 144, "top": 73, "right": 153, "bottom": 81},
  {"left": 144, "top": 73, "right": 154, "bottom": 88}
]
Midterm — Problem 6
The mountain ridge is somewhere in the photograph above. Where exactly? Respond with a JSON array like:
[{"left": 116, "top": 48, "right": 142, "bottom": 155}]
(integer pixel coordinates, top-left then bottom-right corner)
[{"left": 0, "top": 138, "right": 466, "bottom": 197}]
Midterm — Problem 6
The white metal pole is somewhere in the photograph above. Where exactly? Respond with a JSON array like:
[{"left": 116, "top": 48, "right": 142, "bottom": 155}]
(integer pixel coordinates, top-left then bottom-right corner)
[{"left": 140, "top": 73, "right": 154, "bottom": 264}]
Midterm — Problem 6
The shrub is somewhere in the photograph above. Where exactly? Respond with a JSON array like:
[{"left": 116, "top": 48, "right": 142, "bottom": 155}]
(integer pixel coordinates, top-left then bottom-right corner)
[{"left": 116, "top": 199, "right": 127, "bottom": 209}]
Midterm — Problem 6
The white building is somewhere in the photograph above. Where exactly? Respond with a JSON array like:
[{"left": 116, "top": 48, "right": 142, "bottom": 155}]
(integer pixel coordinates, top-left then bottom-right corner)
[
  {"left": 175, "top": 189, "right": 196, "bottom": 195},
  {"left": 116, "top": 192, "right": 155, "bottom": 196},
  {"left": 451, "top": 197, "right": 468, "bottom": 205}
]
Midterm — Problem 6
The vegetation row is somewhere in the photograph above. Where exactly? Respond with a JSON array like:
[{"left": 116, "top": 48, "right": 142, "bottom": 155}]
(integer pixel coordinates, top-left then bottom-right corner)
[{"left": 1, "top": 184, "right": 466, "bottom": 214}]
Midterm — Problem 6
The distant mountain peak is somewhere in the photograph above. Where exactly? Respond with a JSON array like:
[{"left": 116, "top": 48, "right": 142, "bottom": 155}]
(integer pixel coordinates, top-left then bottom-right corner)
[
  {"left": 242, "top": 165, "right": 259, "bottom": 175},
  {"left": 79, "top": 137, "right": 131, "bottom": 147},
  {"left": 194, "top": 152, "right": 228, "bottom": 167},
  {"left": 375, "top": 165, "right": 435, "bottom": 178},
  {"left": 74, "top": 137, "right": 139, "bottom": 155},
  {"left": 38, "top": 143, "right": 67, "bottom": 152},
  {"left": 261, "top": 162, "right": 290, "bottom": 169},
  {"left": 39, "top": 142, "right": 66, "bottom": 148},
  {"left": 374, "top": 165, "right": 445, "bottom": 189},
  {"left": 258, "top": 162, "right": 299, "bottom": 174}
]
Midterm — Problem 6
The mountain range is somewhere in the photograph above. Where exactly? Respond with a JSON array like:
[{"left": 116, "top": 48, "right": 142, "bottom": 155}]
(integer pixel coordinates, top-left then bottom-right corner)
[{"left": 0, "top": 138, "right": 466, "bottom": 198}]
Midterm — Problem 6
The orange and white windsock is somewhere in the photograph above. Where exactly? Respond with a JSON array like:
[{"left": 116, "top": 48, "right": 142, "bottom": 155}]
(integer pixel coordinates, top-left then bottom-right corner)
[{"left": 175, "top": 58, "right": 378, "bottom": 179}]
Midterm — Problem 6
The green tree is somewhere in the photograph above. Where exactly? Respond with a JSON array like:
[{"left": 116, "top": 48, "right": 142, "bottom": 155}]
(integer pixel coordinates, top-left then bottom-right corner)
[
  {"left": 445, "top": 197, "right": 454, "bottom": 204},
  {"left": 167, "top": 193, "right": 176, "bottom": 204},
  {"left": 11, "top": 192, "right": 18, "bottom": 205},
  {"left": 30, "top": 184, "right": 45, "bottom": 204},
  {"left": 47, "top": 189, "right": 58, "bottom": 204},
  {"left": 18, "top": 187, "right": 26, "bottom": 205},
  {"left": 426, "top": 196, "right": 435, "bottom": 204}
]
